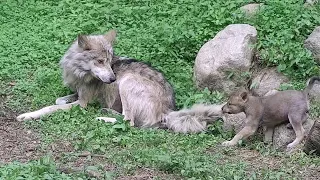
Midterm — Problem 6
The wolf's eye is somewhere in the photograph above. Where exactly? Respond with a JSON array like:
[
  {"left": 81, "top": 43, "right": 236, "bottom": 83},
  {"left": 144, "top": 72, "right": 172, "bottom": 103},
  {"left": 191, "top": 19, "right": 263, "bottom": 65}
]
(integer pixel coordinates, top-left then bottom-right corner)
[{"left": 98, "top": 60, "right": 104, "bottom": 64}]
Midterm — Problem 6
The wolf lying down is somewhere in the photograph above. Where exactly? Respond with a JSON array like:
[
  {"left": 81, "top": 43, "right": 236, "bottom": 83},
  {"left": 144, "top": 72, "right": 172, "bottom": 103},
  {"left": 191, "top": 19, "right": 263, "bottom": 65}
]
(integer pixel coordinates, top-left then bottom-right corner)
[
  {"left": 222, "top": 76, "right": 320, "bottom": 150},
  {"left": 16, "top": 30, "right": 224, "bottom": 133}
]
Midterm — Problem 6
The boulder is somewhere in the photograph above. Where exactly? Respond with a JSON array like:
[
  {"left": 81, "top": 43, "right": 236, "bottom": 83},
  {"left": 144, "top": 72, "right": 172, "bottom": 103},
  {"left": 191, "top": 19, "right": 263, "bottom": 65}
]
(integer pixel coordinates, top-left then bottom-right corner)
[
  {"left": 251, "top": 68, "right": 289, "bottom": 96},
  {"left": 223, "top": 113, "right": 246, "bottom": 133},
  {"left": 304, "top": 119, "right": 320, "bottom": 155},
  {"left": 304, "top": 26, "right": 320, "bottom": 64},
  {"left": 240, "top": 3, "right": 263, "bottom": 17},
  {"left": 309, "top": 84, "right": 320, "bottom": 101},
  {"left": 194, "top": 24, "right": 257, "bottom": 94}
]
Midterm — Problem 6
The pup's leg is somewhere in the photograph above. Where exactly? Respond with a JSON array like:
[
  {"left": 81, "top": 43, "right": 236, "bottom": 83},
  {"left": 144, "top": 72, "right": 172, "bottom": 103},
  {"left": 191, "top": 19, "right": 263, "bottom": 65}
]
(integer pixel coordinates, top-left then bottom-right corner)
[
  {"left": 222, "top": 125, "right": 258, "bottom": 146},
  {"left": 286, "top": 112, "right": 308, "bottom": 129},
  {"left": 17, "top": 100, "right": 80, "bottom": 121},
  {"left": 55, "top": 93, "right": 78, "bottom": 105},
  {"left": 264, "top": 126, "right": 274, "bottom": 143},
  {"left": 287, "top": 112, "right": 306, "bottom": 149}
]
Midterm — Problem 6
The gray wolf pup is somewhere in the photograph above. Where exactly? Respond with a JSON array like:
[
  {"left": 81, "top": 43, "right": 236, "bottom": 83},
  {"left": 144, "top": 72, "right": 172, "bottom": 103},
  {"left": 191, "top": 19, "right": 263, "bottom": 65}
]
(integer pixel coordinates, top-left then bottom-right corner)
[
  {"left": 16, "top": 30, "right": 223, "bottom": 133},
  {"left": 221, "top": 76, "right": 320, "bottom": 150}
]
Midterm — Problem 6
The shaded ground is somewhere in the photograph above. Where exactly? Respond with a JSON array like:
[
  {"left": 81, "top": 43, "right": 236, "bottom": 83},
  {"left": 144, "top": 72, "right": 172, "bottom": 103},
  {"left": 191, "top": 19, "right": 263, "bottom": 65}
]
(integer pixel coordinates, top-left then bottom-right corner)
[
  {"left": 0, "top": 99, "right": 181, "bottom": 179},
  {"left": 0, "top": 101, "right": 41, "bottom": 164}
]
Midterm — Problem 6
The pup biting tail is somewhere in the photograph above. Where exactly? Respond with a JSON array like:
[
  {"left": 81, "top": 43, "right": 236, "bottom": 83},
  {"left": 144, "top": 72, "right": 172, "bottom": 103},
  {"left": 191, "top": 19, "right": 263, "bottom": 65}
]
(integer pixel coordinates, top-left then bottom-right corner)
[
  {"left": 304, "top": 76, "right": 320, "bottom": 95},
  {"left": 164, "top": 104, "right": 224, "bottom": 133}
]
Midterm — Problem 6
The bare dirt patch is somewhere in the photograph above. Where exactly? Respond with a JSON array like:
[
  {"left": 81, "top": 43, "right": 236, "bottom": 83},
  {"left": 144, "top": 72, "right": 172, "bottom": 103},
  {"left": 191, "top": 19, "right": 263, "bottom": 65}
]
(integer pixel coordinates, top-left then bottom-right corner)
[
  {"left": 0, "top": 105, "right": 41, "bottom": 164},
  {"left": 117, "top": 167, "right": 183, "bottom": 180}
]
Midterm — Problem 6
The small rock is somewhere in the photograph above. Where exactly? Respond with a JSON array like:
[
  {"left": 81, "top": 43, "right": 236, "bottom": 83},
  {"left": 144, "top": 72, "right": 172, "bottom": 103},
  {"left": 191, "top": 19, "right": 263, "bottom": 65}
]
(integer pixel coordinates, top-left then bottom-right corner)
[
  {"left": 240, "top": 3, "right": 263, "bottom": 17},
  {"left": 79, "top": 151, "right": 91, "bottom": 157},
  {"left": 304, "top": 0, "right": 318, "bottom": 6},
  {"left": 304, "top": 26, "right": 320, "bottom": 64}
]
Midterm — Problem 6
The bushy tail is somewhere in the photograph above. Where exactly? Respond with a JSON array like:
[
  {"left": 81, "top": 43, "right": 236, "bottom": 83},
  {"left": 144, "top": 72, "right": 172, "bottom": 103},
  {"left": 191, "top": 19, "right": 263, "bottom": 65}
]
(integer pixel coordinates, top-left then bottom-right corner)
[
  {"left": 164, "top": 104, "right": 224, "bottom": 133},
  {"left": 304, "top": 76, "right": 320, "bottom": 95}
]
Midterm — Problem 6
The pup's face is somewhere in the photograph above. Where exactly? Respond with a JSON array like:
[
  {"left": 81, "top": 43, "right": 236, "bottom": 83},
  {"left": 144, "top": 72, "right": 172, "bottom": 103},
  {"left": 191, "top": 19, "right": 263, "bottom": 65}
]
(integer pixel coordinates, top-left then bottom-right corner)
[
  {"left": 78, "top": 29, "right": 117, "bottom": 83},
  {"left": 222, "top": 91, "right": 248, "bottom": 114}
]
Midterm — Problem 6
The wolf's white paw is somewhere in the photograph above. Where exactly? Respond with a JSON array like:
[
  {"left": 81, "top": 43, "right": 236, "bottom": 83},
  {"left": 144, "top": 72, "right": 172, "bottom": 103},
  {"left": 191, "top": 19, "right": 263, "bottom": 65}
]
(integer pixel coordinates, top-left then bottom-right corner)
[
  {"left": 221, "top": 140, "right": 236, "bottom": 147},
  {"left": 55, "top": 98, "right": 67, "bottom": 105},
  {"left": 16, "top": 112, "right": 39, "bottom": 121},
  {"left": 96, "top": 117, "right": 117, "bottom": 123},
  {"left": 129, "top": 120, "right": 135, "bottom": 127}
]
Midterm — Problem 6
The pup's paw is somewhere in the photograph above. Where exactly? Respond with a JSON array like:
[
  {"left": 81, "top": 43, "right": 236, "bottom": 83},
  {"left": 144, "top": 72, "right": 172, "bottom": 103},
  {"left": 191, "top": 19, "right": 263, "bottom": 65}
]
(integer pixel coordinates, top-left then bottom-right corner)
[
  {"left": 96, "top": 117, "right": 117, "bottom": 123},
  {"left": 221, "top": 140, "right": 236, "bottom": 147},
  {"left": 16, "top": 112, "right": 39, "bottom": 121}
]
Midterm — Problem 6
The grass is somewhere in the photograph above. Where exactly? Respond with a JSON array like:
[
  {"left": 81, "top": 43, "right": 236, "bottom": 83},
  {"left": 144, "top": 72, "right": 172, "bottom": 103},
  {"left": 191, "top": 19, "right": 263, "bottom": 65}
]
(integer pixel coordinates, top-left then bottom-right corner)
[{"left": 1, "top": 0, "right": 320, "bottom": 179}]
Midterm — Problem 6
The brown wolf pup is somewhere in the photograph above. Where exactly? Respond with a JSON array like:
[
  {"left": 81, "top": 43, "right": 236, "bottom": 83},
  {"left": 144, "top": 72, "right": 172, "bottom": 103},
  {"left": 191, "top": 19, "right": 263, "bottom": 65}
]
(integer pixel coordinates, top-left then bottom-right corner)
[
  {"left": 221, "top": 76, "right": 320, "bottom": 150},
  {"left": 16, "top": 30, "right": 224, "bottom": 133}
]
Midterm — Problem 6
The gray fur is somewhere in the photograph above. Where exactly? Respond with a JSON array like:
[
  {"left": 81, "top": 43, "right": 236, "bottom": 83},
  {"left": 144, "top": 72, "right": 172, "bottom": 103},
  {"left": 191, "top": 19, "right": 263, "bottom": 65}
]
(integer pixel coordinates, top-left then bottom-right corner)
[
  {"left": 165, "top": 104, "right": 224, "bottom": 133},
  {"left": 17, "top": 30, "right": 223, "bottom": 133}
]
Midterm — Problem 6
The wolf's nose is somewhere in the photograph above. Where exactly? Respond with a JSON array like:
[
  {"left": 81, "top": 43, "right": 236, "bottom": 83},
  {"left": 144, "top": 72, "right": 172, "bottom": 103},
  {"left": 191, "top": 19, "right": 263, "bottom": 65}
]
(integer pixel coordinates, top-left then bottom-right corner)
[{"left": 110, "top": 76, "right": 116, "bottom": 82}]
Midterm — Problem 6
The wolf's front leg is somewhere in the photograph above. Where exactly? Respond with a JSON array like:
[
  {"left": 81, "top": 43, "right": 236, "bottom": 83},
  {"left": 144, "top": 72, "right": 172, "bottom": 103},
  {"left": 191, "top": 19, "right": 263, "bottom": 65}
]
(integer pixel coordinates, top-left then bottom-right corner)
[
  {"left": 55, "top": 93, "right": 78, "bottom": 105},
  {"left": 222, "top": 125, "right": 258, "bottom": 146},
  {"left": 17, "top": 100, "right": 80, "bottom": 121}
]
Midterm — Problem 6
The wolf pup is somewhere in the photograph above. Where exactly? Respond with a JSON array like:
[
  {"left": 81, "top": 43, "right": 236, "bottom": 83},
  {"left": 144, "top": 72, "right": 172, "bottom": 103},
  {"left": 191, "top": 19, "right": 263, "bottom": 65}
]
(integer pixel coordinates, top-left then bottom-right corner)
[
  {"left": 16, "top": 30, "right": 223, "bottom": 133},
  {"left": 221, "top": 76, "right": 320, "bottom": 150}
]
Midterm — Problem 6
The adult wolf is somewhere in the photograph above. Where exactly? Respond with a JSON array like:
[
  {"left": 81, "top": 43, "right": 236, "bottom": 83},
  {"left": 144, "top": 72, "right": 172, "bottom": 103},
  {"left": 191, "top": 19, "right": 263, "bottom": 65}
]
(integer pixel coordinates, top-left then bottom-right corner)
[{"left": 17, "top": 30, "right": 223, "bottom": 133}]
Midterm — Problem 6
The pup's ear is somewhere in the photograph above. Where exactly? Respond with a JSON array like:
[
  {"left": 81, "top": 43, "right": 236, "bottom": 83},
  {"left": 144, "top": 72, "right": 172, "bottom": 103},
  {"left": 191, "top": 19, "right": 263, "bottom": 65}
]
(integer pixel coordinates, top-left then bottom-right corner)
[
  {"left": 240, "top": 91, "right": 248, "bottom": 102},
  {"left": 104, "top": 29, "right": 117, "bottom": 45},
  {"left": 78, "top": 35, "right": 91, "bottom": 50}
]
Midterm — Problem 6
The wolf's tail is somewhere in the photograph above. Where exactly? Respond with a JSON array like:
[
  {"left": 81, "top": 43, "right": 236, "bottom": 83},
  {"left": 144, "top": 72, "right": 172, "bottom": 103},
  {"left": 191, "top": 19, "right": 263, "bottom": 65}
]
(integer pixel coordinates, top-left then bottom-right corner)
[
  {"left": 164, "top": 104, "right": 224, "bottom": 133},
  {"left": 303, "top": 76, "right": 320, "bottom": 95}
]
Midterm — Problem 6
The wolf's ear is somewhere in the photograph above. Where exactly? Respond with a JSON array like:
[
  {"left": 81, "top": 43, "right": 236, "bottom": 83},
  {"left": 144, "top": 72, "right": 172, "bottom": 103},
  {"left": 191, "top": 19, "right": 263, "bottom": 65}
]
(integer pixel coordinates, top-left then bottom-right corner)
[
  {"left": 240, "top": 91, "right": 248, "bottom": 102},
  {"left": 104, "top": 29, "right": 117, "bottom": 45},
  {"left": 78, "top": 35, "right": 91, "bottom": 50}
]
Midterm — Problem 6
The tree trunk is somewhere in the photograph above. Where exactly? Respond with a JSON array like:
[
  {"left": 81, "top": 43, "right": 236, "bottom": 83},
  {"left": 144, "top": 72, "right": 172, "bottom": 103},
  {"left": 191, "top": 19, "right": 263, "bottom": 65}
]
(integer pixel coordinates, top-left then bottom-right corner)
[{"left": 304, "top": 120, "right": 320, "bottom": 155}]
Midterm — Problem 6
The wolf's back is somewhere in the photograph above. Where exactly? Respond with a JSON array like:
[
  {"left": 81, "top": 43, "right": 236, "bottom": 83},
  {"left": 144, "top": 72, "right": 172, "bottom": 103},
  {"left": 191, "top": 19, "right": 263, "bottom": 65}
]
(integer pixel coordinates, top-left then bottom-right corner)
[{"left": 164, "top": 104, "right": 224, "bottom": 133}]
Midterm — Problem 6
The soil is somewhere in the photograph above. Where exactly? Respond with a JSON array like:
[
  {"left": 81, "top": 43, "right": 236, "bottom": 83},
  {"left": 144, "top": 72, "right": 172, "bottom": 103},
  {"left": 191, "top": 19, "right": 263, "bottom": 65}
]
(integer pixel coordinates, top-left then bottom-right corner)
[
  {"left": 0, "top": 103, "right": 181, "bottom": 179},
  {"left": 0, "top": 105, "right": 41, "bottom": 164}
]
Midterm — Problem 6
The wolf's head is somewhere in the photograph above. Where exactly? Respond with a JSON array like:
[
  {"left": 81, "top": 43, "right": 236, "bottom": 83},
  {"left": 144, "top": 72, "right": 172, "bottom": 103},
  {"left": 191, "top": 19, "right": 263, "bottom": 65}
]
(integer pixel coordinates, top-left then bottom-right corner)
[
  {"left": 76, "top": 30, "right": 117, "bottom": 83},
  {"left": 222, "top": 90, "right": 249, "bottom": 114}
]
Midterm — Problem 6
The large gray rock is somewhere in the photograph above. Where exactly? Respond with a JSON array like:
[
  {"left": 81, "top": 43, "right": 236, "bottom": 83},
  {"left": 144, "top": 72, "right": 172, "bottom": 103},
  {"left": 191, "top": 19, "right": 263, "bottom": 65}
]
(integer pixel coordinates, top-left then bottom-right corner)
[
  {"left": 194, "top": 24, "right": 257, "bottom": 94},
  {"left": 304, "top": 26, "right": 320, "bottom": 64},
  {"left": 309, "top": 84, "right": 320, "bottom": 101},
  {"left": 251, "top": 68, "right": 289, "bottom": 96},
  {"left": 223, "top": 113, "right": 246, "bottom": 133},
  {"left": 240, "top": 3, "right": 263, "bottom": 17},
  {"left": 304, "top": 119, "right": 320, "bottom": 155}
]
